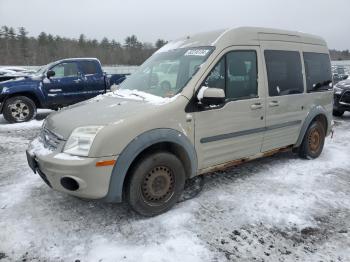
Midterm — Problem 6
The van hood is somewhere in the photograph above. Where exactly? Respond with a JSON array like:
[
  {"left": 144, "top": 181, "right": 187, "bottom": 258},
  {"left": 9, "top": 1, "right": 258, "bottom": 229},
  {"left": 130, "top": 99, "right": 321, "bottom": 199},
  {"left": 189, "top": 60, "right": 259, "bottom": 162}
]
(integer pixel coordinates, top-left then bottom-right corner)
[{"left": 45, "top": 91, "right": 178, "bottom": 139}]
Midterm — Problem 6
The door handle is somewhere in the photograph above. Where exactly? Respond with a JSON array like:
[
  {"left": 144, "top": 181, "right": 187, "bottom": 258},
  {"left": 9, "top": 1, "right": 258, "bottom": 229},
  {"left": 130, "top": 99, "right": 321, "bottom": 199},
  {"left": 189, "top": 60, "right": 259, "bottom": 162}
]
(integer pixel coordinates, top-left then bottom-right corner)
[
  {"left": 250, "top": 103, "right": 263, "bottom": 110},
  {"left": 269, "top": 101, "right": 280, "bottom": 107},
  {"left": 74, "top": 79, "right": 81, "bottom": 83}
]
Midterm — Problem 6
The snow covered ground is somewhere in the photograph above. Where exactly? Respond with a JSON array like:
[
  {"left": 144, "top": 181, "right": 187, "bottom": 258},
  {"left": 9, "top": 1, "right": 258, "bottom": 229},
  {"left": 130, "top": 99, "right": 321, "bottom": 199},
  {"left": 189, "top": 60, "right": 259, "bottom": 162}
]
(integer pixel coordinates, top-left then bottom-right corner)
[{"left": 0, "top": 112, "right": 350, "bottom": 261}]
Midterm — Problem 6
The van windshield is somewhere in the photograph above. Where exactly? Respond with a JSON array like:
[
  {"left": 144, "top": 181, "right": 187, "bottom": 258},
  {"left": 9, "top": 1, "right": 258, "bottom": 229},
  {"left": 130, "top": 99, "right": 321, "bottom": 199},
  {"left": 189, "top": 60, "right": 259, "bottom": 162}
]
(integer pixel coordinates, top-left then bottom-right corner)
[{"left": 119, "top": 47, "right": 214, "bottom": 98}]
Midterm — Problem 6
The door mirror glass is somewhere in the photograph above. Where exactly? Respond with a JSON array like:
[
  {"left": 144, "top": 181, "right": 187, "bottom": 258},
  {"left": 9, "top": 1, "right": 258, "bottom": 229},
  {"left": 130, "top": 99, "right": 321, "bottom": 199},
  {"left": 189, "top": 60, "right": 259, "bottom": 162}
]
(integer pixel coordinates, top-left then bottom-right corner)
[
  {"left": 46, "top": 70, "right": 55, "bottom": 78},
  {"left": 198, "top": 86, "right": 225, "bottom": 105}
]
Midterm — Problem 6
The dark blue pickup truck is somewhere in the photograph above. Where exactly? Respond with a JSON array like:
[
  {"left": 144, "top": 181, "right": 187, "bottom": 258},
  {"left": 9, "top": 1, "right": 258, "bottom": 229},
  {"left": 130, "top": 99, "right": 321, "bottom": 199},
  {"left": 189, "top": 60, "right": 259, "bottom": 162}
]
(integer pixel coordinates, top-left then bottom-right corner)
[{"left": 0, "top": 58, "right": 128, "bottom": 123}]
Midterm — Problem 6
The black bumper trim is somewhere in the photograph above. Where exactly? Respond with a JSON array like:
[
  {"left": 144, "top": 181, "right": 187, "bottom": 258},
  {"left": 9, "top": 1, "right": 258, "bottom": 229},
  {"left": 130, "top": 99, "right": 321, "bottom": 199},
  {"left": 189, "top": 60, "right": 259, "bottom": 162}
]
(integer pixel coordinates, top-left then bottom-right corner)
[
  {"left": 37, "top": 168, "right": 52, "bottom": 188},
  {"left": 26, "top": 150, "right": 52, "bottom": 188}
]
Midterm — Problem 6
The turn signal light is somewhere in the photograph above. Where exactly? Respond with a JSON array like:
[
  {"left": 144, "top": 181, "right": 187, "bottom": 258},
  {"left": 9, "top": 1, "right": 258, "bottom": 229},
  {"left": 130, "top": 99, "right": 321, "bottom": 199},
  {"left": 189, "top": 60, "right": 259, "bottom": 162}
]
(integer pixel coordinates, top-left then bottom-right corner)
[{"left": 96, "top": 160, "right": 116, "bottom": 167}]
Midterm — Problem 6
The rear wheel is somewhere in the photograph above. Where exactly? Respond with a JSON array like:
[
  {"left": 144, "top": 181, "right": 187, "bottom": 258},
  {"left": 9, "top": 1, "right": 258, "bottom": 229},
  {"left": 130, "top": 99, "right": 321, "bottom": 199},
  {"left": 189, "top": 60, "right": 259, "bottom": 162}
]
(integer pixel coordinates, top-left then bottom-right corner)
[
  {"left": 3, "top": 96, "right": 36, "bottom": 123},
  {"left": 333, "top": 109, "right": 344, "bottom": 117},
  {"left": 298, "top": 121, "right": 325, "bottom": 159},
  {"left": 126, "top": 152, "right": 186, "bottom": 216}
]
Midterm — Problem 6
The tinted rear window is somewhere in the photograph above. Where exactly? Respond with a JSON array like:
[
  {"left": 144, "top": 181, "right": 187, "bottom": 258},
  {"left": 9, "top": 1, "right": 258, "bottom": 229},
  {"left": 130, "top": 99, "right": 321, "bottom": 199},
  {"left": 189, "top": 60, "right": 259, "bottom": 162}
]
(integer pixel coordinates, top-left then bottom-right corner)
[
  {"left": 303, "top": 52, "right": 332, "bottom": 92},
  {"left": 265, "top": 50, "right": 304, "bottom": 96},
  {"left": 80, "top": 61, "right": 99, "bottom": 75}
]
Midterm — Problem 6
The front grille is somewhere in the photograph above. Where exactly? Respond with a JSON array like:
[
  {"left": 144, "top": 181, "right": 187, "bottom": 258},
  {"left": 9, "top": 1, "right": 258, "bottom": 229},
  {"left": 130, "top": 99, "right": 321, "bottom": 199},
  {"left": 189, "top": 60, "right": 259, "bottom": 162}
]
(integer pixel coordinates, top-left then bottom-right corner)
[
  {"left": 340, "top": 91, "right": 350, "bottom": 104},
  {"left": 40, "top": 128, "right": 64, "bottom": 150}
]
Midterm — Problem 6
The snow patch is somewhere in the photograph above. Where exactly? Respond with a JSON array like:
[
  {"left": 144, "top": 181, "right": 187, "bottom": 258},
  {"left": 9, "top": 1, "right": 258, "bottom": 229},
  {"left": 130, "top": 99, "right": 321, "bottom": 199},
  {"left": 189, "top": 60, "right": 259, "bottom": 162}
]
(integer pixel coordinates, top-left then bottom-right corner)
[
  {"left": 90, "top": 89, "right": 179, "bottom": 106},
  {"left": 0, "top": 118, "right": 44, "bottom": 130},
  {"left": 196, "top": 86, "right": 208, "bottom": 101},
  {"left": 86, "top": 234, "right": 211, "bottom": 262},
  {"left": 28, "top": 138, "right": 53, "bottom": 156}
]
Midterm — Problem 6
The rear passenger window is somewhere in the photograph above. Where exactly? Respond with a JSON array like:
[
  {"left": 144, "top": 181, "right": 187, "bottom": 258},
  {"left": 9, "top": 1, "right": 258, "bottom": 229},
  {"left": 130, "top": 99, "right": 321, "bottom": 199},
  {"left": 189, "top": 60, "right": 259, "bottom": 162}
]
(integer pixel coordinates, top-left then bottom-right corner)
[
  {"left": 81, "top": 61, "right": 99, "bottom": 75},
  {"left": 303, "top": 53, "right": 332, "bottom": 92},
  {"left": 265, "top": 50, "right": 304, "bottom": 96}
]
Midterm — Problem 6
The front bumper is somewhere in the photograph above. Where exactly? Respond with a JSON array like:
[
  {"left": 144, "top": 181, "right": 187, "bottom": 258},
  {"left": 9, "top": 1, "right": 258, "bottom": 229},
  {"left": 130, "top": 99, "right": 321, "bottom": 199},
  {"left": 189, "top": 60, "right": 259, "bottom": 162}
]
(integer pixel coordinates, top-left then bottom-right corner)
[{"left": 26, "top": 149, "right": 117, "bottom": 199}]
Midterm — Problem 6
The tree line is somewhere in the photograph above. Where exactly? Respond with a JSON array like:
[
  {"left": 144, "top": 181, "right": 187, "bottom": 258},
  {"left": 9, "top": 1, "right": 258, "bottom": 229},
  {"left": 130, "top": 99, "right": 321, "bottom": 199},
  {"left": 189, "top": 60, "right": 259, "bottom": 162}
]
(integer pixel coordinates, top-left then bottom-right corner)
[
  {"left": 329, "top": 49, "right": 350, "bottom": 61},
  {"left": 0, "top": 25, "right": 167, "bottom": 66},
  {"left": 0, "top": 25, "right": 350, "bottom": 66}
]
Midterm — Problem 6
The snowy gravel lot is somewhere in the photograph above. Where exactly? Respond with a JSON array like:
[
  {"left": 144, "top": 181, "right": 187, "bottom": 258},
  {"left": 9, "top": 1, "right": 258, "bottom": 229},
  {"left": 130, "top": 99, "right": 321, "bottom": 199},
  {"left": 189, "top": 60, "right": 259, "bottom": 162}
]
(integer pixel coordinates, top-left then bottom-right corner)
[{"left": 0, "top": 111, "right": 350, "bottom": 262}]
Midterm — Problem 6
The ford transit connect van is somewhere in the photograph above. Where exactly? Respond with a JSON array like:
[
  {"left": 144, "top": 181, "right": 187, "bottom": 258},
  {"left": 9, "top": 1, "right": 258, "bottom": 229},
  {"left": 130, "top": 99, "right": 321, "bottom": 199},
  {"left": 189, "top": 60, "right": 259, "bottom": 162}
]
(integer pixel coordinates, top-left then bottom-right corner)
[{"left": 26, "top": 27, "right": 333, "bottom": 216}]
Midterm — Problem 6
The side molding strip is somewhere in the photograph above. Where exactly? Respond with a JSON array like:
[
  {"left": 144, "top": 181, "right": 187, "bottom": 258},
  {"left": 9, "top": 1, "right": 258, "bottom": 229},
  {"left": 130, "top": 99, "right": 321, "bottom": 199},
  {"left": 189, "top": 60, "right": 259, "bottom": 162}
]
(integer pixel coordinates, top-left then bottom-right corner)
[{"left": 200, "top": 120, "right": 302, "bottom": 143}]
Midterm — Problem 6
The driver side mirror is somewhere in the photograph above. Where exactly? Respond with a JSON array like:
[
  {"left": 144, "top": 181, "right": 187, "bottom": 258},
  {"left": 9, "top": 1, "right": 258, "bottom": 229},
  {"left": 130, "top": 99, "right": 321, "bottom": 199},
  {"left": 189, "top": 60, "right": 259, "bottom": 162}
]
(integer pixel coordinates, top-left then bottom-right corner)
[
  {"left": 46, "top": 70, "right": 55, "bottom": 79},
  {"left": 197, "top": 86, "right": 225, "bottom": 105}
]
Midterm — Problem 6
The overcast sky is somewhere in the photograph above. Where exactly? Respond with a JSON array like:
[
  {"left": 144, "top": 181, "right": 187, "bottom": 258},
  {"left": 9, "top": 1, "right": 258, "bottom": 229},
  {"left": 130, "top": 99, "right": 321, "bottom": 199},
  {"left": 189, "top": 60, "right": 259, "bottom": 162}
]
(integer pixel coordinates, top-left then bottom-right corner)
[{"left": 0, "top": 0, "right": 349, "bottom": 49}]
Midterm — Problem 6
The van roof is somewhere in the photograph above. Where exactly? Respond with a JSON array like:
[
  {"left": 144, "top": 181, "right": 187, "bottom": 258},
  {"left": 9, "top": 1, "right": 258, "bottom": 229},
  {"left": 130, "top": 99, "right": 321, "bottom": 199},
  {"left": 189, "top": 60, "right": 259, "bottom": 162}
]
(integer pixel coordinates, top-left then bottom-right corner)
[{"left": 156, "top": 27, "right": 327, "bottom": 53}]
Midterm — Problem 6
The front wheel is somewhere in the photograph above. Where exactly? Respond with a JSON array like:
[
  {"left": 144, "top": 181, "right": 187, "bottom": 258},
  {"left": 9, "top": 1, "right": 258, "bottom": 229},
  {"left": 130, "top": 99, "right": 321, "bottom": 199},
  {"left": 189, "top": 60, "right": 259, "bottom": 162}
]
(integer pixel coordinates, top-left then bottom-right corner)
[
  {"left": 3, "top": 96, "right": 37, "bottom": 123},
  {"left": 298, "top": 121, "right": 325, "bottom": 159},
  {"left": 126, "top": 152, "right": 186, "bottom": 216}
]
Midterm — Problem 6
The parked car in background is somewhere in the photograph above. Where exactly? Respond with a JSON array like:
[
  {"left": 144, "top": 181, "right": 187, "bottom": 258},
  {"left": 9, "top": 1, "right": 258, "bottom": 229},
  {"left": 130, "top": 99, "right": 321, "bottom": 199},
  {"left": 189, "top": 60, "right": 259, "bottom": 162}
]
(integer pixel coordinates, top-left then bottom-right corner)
[
  {"left": 27, "top": 27, "right": 333, "bottom": 216},
  {"left": 1, "top": 66, "right": 36, "bottom": 74},
  {"left": 153, "top": 62, "right": 179, "bottom": 90},
  {"left": 333, "top": 78, "right": 350, "bottom": 116},
  {"left": 0, "top": 68, "right": 30, "bottom": 82},
  {"left": 0, "top": 58, "right": 128, "bottom": 123},
  {"left": 332, "top": 66, "right": 349, "bottom": 84}
]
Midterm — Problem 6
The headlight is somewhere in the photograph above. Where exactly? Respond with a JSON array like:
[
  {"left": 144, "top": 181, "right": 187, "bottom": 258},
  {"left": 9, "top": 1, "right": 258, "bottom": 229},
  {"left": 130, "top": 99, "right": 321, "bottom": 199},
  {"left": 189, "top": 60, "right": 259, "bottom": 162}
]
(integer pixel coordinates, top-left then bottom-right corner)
[
  {"left": 64, "top": 126, "right": 104, "bottom": 156},
  {"left": 334, "top": 86, "right": 343, "bottom": 95}
]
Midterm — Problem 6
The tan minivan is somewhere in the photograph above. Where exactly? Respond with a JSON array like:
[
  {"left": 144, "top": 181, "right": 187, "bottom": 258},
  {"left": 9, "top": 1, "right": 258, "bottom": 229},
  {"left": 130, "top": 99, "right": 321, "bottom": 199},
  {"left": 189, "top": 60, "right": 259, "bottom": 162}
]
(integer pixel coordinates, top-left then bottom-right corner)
[{"left": 27, "top": 27, "right": 333, "bottom": 216}]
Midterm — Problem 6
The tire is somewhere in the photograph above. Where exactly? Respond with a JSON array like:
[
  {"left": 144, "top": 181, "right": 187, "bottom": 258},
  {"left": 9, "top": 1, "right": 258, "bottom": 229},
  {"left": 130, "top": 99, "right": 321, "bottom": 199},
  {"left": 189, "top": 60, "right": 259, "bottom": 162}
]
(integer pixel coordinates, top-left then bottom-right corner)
[
  {"left": 333, "top": 109, "right": 344, "bottom": 117},
  {"left": 126, "top": 152, "right": 186, "bottom": 216},
  {"left": 298, "top": 121, "right": 325, "bottom": 159},
  {"left": 3, "top": 96, "right": 37, "bottom": 123}
]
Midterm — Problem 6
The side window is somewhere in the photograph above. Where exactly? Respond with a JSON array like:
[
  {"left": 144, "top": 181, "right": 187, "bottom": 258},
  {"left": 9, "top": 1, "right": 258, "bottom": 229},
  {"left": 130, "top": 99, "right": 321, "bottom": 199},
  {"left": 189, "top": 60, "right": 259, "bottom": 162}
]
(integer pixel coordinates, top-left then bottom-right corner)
[
  {"left": 265, "top": 50, "right": 304, "bottom": 96},
  {"left": 51, "top": 64, "right": 65, "bottom": 78},
  {"left": 51, "top": 62, "right": 79, "bottom": 78},
  {"left": 303, "top": 53, "right": 332, "bottom": 92},
  {"left": 81, "top": 61, "right": 99, "bottom": 75},
  {"left": 203, "top": 57, "right": 225, "bottom": 90},
  {"left": 226, "top": 51, "right": 258, "bottom": 100}
]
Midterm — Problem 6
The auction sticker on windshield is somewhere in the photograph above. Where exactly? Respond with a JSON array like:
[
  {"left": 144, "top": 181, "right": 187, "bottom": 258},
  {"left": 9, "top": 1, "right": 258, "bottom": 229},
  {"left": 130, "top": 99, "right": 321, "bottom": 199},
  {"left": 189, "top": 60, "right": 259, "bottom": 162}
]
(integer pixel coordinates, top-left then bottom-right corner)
[{"left": 184, "top": 49, "right": 210, "bottom": 56}]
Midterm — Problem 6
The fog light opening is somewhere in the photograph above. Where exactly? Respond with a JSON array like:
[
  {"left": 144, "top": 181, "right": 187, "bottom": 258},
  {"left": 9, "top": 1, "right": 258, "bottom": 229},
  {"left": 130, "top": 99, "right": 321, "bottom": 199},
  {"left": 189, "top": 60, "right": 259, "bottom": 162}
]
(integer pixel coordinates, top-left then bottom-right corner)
[{"left": 60, "top": 177, "right": 79, "bottom": 191}]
